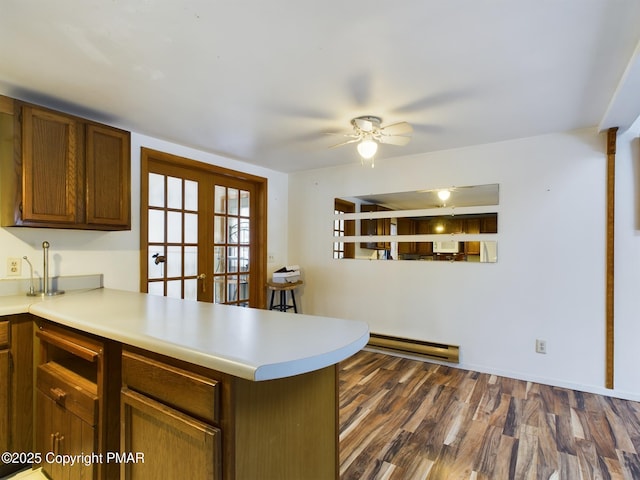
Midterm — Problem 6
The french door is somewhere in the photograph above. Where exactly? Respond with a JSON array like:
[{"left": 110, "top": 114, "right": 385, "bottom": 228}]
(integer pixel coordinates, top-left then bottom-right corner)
[{"left": 140, "top": 148, "right": 267, "bottom": 308}]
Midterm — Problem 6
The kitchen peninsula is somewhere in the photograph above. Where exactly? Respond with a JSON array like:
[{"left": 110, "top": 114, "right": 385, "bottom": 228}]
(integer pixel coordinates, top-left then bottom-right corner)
[{"left": 0, "top": 288, "right": 369, "bottom": 480}]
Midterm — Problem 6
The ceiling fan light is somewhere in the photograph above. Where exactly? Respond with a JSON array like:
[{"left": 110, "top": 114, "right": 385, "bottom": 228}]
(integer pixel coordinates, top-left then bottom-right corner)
[
  {"left": 438, "top": 190, "right": 451, "bottom": 201},
  {"left": 357, "top": 138, "right": 378, "bottom": 159}
]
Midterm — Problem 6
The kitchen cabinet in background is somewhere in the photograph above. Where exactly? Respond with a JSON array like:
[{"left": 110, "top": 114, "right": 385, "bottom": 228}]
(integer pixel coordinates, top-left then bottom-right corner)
[
  {"left": 360, "top": 204, "right": 391, "bottom": 250},
  {"left": 396, "top": 213, "right": 498, "bottom": 258},
  {"left": 0, "top": 95, "right": 131, "bottom": 230},
  {"left": 465, "top": 217, "right": 481, "bottom": 255}
]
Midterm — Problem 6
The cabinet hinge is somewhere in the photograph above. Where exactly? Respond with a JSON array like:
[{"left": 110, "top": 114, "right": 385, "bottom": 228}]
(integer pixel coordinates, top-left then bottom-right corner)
[{"left": 8, "top": 351, "right": 14, "bottom": 374}]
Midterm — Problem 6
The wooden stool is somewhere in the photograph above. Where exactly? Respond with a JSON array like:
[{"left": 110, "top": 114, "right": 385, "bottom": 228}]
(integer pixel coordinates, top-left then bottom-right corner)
[{"left": 267, "top": 280, "right": 303, "bottom": 313}]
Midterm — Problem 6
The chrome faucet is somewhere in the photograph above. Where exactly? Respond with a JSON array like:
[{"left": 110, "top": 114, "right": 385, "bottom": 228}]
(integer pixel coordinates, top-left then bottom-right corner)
[{"left": 22, "top": 256, "right": 36, "bottom": 296}]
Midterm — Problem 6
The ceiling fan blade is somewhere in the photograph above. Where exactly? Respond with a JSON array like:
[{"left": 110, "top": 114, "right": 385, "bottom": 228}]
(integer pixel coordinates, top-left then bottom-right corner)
[
  {"left": 378, "top": 135, "right": 411, "bottom": 146},
  {"left": 380, "top": 122, "right": 413, "bottom": 136},
  {"left": 329, "top": 138, "right": 360, "bottom": 149}
]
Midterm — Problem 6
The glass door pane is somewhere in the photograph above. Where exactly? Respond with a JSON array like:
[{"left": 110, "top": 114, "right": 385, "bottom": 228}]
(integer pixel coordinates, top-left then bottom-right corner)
[
  {"left": 147, "top": 173, "right": 199, "bottom": 301},
  {"left": 212, "top": 185, "right": 251, "bottom": 306}
]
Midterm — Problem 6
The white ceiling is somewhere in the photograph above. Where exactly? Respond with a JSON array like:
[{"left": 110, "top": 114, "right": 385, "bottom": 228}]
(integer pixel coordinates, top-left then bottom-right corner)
[{"left": 2, "top": 1, "right": 640, "bottom": 173}]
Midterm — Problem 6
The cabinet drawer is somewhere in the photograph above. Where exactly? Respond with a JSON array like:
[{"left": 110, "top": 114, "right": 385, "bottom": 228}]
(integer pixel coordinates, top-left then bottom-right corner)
[
  {"left": 37, "top": 362, "right": 98, "bottom": 426},
  {"left": 122, "top": 351, "right": 219, "bottom": 424},
  {"left": 0, "top": 321, "right": 8, "bottom": 348}
]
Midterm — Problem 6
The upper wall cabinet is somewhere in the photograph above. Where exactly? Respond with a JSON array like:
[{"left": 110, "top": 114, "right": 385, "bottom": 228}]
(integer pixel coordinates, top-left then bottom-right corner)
[{"left": 0, "top": 95, "right": 131, "bottom": 230}]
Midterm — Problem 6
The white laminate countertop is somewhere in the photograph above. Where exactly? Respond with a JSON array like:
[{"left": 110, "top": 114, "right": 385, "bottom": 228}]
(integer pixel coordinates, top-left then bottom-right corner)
[
  {"left": 0, "top": 288, "right": 369, "bottom": 381},
  {"left": 0, "top": 295, "right": 36, "bottom": 316}
]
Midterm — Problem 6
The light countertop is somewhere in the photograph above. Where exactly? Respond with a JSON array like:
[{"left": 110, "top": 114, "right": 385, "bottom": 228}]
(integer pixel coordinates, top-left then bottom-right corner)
[
  {"left": 0, "top": 294, "right": 38, "bottom": 316},
  {"left": 2, "top": 288, "right": 369, "bottom": 381}
]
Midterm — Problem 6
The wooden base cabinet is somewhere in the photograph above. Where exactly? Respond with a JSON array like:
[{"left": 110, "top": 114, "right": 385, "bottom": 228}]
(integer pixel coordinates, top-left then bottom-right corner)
[
  {"left": 0, "top": 315, "right": 34, "bottom": 478},
  {"left": 0, "top": 321, "right": 10, "bottom": 465},
  {"left": 0, "top": 349, "right": 8, "bottom": 458},
  {"left": 35, "top": 321, "right": 121, "bottom": 480},
  {"left": 122, "top": 348, "right": 338, "bottom": 480},
  {"left": 121, "top": 350, "right": 222, "bottom": 480}
]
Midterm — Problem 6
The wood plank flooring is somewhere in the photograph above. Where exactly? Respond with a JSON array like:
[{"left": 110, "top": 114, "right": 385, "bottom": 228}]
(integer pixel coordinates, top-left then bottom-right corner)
[{"left": 339, "top": 350, "right": 640, "bottom": 480}]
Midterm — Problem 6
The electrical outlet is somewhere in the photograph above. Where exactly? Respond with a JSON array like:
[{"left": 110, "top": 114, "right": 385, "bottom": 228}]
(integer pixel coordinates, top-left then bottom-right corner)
[
  {"left": 7, "top": 257, "right": 21, "bottom": 276},
  {"left": 535, "top": 339, "right": 547, "bottom": 354}
]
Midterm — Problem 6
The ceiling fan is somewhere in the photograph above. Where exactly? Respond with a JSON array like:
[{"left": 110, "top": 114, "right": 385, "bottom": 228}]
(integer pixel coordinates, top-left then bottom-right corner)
[{"left": 330, "top": 116, "right": 413, "bottom": 166}]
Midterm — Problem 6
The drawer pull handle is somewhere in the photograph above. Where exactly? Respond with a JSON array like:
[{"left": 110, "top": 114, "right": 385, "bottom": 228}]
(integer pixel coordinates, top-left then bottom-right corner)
[
  {"left": 50, "top": 387, "right": 67, "bottom": 404},
  {"left": 36, "top": 329, "right": 100, "bottom": 362}
]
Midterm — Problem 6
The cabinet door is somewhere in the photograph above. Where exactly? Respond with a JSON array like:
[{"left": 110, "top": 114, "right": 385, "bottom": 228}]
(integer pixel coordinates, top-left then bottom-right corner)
[
  {"left": 360, "top": 205, "right": 391, "bottom": 250},
  {"left": 36, "top": 389, "right": 59, "bottom": 480},
  {"left": 0, "top": 321, "right": 8, "bottom": 452},
  {"left": 85, "top": 124, "right": 131, "bottom": 228},
  {"left": 482, "top": 215, "right": 498, "bottom": 233},
  {"left": 121, "top": 388, "right": 221, "bottom": 480},
  {"left": 359, "top": 206, "right": 378, "bottom": 249},
  {"left": 21, "top": 106, "right": 79, "bottom": 224},
  {"left": 36, "top": 390, "right": 96, "bottom": 480},
  {"left": 465, "top": 218, "right": 481, "bottom": 255},
  {"left": 63, "top": 404, "right": 96, "bottom": 480},
  {"left": 397, "top": 218, "right": 415, "bottom": 255},
  {"left": 0, "top": 350, "right": 9, "bottom": 456}
]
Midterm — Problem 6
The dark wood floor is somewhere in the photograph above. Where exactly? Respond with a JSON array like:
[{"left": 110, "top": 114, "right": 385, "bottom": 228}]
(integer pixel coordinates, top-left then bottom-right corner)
[{"left": 338, "top": 350, "right": 640, "bottom": 480}]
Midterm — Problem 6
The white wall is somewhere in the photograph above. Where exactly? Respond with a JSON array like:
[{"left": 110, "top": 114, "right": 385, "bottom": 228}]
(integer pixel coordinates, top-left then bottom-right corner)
[
  {"left": 0, "top": 133, "right": 289, "bottom": 292},
  {"left": 289, "top": 127, "right": 640, "bottom": 400}
]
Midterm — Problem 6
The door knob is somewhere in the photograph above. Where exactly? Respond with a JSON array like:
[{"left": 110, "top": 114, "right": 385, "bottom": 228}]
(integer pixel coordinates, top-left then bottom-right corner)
[{"left": 197, "top": 273, "right": 207, "bottom": 293}]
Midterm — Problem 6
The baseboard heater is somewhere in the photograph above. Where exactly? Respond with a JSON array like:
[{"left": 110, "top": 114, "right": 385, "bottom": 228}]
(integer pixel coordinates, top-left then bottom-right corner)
[{"left": 367, "top": 333, "right": 460, "bottom": 363}]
